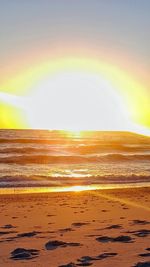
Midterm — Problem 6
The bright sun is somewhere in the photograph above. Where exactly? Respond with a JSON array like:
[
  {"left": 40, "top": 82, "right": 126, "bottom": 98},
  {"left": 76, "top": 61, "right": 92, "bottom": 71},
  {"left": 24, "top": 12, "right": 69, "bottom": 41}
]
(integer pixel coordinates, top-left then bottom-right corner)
[
  {"left": 25, "top": 71, "right": 129, "bottom": 131},
  {"left": 0, "top": 57, "right": 150, "bottom": 135}
]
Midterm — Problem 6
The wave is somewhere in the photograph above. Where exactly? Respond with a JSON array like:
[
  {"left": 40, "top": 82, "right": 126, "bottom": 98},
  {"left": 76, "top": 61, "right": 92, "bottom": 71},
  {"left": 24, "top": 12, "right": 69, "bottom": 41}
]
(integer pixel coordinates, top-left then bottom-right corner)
[
  {"left": 0, "top": 174, "right": 150, "bottom": 188},
  {"left": 0, "top": 142, "right": 150, "bottom": 157},
  {"left": 0, "top": 153, "right": 150, "bottom": 164}
]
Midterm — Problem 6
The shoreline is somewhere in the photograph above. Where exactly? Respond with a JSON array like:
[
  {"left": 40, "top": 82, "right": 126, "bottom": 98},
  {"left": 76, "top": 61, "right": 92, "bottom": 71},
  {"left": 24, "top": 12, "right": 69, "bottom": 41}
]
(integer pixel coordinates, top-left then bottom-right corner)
[{"left": 0, "top": 181, "right": 150, "bottom": 195}]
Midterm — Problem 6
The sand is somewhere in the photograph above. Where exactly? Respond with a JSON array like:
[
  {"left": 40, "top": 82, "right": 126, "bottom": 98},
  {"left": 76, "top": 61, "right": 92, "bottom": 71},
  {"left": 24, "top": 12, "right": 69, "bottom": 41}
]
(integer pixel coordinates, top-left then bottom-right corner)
[{"left": 0, "top": 187, "right": 150, "bottom": 267}]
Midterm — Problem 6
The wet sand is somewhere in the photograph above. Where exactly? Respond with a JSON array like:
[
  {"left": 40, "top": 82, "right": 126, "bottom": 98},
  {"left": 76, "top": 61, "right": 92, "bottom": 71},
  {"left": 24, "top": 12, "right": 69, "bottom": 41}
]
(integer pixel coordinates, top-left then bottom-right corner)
[{"left": 0, "top": 187, "right": 150, "bottom": 267}]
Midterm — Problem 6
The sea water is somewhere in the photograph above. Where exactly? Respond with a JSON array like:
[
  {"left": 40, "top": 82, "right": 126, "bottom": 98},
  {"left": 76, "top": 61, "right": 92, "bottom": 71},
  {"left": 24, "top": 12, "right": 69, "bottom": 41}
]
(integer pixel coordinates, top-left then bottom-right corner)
[{"left": 0, "top": 129, "right": 150, "bottom": 193}]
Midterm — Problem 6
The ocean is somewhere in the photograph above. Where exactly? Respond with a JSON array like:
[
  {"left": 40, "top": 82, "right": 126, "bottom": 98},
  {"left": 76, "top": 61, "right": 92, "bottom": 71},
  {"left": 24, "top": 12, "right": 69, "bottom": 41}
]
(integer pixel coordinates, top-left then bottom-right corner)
[{"left": 0, "top": 129, "right": 150, "bottom": 193}]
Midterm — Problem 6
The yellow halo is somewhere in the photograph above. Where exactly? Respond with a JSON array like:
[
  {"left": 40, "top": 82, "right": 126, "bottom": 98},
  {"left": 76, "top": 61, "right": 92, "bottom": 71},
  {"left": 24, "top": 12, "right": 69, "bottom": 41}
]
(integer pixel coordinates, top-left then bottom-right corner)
[{"left": 0, "top": 57, "right": 150, "bottom": 132}]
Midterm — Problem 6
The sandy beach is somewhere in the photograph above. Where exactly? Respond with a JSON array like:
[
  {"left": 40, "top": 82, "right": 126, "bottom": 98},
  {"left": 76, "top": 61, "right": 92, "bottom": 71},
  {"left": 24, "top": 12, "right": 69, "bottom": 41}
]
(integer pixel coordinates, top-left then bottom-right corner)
[{"left": 0, "top": 187, "right": 150, "bottom": 267}]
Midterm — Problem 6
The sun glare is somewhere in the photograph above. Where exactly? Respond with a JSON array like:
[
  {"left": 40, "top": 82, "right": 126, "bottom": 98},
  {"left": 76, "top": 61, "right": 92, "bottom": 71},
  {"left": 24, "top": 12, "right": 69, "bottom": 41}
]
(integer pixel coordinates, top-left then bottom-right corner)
[
  {"left": 25, "top": 71, "right": 129, "bottom": 131},
  {"left": 0, "top": 57, "right": 150, "bottom": 135},
  {"left": 72, "top": 185, "right": 89, "bottom": 192},
  {"left": 58, "top": 185, "right": 97, "bottom": 192},
  {"left": 65, "top": 130, "right": 83, "bottom": 138}
]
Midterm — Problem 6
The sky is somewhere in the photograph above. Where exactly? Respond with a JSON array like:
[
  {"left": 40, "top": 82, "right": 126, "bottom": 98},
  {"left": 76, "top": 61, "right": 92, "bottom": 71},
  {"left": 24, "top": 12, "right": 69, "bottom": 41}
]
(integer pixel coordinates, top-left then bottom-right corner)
[{"left": 0, "top": 0, "right": 150, "bottom": 133}]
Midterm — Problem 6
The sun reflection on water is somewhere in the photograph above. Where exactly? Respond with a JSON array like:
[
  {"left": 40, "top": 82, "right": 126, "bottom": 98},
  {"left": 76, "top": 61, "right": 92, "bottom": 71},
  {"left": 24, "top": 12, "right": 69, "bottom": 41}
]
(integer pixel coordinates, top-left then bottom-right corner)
[{"left": 1, "top": 182, "right": 150, "bottom": 195}]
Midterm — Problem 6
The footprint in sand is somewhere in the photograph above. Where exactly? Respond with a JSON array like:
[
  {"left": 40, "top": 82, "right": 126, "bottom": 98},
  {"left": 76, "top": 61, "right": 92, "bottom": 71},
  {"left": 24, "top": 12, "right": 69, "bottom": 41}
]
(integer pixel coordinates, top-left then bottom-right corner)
[
  {"left": 96, "top": 235, "right": 133, "bottom": 243},
  {"left": 59, "top": 263, "right": 76, "bottom": 267},
  {"left": 45, "top": 240, "right": 81, "bottom": 250},
  {"left": 59, "top": 252, "right": 117, "bottom": 267},
  {"left": 131, "top": 220, "right": 150, "bottom": 226},
  {"left": 127, "top": 229, "right": 150, "bottom": 237},
  {"left": 1, "top": 224, "right": 16, "bottom": 229},
  {"left": 71, "top": 222, "right": 90, "bottom": 228},
  {"left": 16, "top": 231, "right": 41, "bottom": 238},
  {"left": 10, "top": 248, "right": 39, "bottom": 260},
  {"left": 139, "top": 253, "right": 150, "bottom": 257},
  {"left": 105, "top": 224, "right": 122, "bottom": 229},
  {"left": 0, "top": 230, "right": 17, "bottom": 236},
  {"left": 133, "top": 262, "right": 150, "bottom": 267}
]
